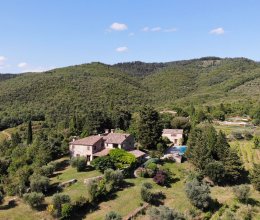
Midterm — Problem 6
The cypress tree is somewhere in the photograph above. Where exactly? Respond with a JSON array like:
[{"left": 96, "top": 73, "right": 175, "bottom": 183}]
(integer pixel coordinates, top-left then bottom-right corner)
[
  {"left": 137, "top": 106, "right": 162, "bottom": 149},
  {"left": 27, "top": 119, "right": 33, "bottom": 145},
  {"left": 223, "top": 149, "right": 244, "bottom": 183},
  {"left": 215, "top": 131, "right": 230, "bottom": 160}
]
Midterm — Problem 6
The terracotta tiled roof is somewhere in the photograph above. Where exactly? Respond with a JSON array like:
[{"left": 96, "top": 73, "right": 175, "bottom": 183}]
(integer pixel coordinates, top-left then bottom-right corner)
[
  {"left": 129, "top": 150, "right": 146, "bottom": 158},
  {"left": 103, "top": 133, "right": 130, "bottom": 144},
  {"left": 163, "top": 129, "right": 183, "bottom": 135},
  {"left": 70, "top": 135, "right": 102, "bottom": 146},
  {"left": 93, "top": 148, "right": 111, "bottom": 157}
]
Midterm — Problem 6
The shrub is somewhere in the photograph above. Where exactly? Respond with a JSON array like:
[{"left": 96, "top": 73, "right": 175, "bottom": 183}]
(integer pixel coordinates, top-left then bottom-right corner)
[
  {"left": 142, "top": 182, "right": 152, "bottom": 189},
  {"left": 243, "top": 131, "right": 253, "bottom": 140},
  {"left": 30, "top": 174, "right": 50, "bottom": 193},
  {"left": 86, "top": 179, "right": 100, "bottom": 203},
  {"left": 23, "top": 192, "right": 45, "bottom": 209},
  {"left": 145, "top": 162, "right": 157, "bottom": 171},
  {"left": 40, "top": 164, "right": 54, "bottom": 177},
  {"left": 185, "top": 179, "right": 211, "bottom": 210},
  {"left": 91, "top": 156, "right": 115, "bottom": 173},
  {"left": 52, "top": 193, "right": 71, "bottom": 216},
  {"left": 148, "top": 205, "right": 185, "bottom": 220},
  {"left": 204, "top": 161, "right": 225, "bottom": 184},
  {"left": 109, "top": 149, "right": 137, "bottom": 169},
  {"left": 70, "top": 157, "right": 86, "bottom": 172},
  {"left": 250, "top": 164, "right": 260, "bottom": 191},
  {"left": 105, "top": 211, "right": 122, "bottom": 220},
  {"left": 61, "top": 203, "right": 73, "bottom": 219},
  {"left": 253, "top": 136, "right": 260, "bottom": 149},
  {"left": 153, "top": 170, "right": 167, "bottom": 186},
  {"left": 140, "top": 183, "right": 156, "bottom": 204},
  {"left": 231, "top": 131, "right": 244, "bottom": 140},
  {"left": 74, "top": 196, "right": 88, "bottom": 210},
  {"left": 104, "top": 169, "right": 124, "bottom": 189},
  {"left": 233, "top": 185, "right": 251, "bottom": 203}
]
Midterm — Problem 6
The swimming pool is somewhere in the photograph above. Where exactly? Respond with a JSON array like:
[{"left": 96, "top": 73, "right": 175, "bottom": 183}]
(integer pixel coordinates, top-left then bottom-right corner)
[
  {"left": 175, "top": 146, "right": 187, "bottom": 155},
  {"left": 165, "top": 145, "right": 187, "bottom": 155}
]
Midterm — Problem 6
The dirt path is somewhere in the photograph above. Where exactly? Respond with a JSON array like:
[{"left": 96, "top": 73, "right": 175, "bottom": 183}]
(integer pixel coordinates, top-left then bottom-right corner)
[{"left": 1, "top": 130, "right": 11, "bottom": 140}]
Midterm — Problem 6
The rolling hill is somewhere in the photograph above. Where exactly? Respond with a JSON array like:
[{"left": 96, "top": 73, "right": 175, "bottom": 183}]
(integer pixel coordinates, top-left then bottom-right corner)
[{"left": 0, "top": 57, "right": 260, "bottom": 129}]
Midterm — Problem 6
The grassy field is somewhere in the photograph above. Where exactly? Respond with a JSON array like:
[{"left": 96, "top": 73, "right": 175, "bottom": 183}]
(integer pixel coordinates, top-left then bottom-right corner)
[
  {"left": 214, "top": 123, "right": 260, "bottom": 170},
  {"left": 230, "top": 140, "right": 260, "bottom": 170},
  {"left": 0, "top": 198, "right": 53, "bottom": 220},
  {"left": 0, "top": 158, "right": 260, "bottom": 220},
  {"left": 85, "top": 162, "right": 194, "bottom": 220}
]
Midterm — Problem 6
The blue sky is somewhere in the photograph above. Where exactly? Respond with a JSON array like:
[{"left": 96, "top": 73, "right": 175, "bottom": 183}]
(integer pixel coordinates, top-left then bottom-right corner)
[{"left": 0, "top": 0, "right": 260, "bottom": 73}]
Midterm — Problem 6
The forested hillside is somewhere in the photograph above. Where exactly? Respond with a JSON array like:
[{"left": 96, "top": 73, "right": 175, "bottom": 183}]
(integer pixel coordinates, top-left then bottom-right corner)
[{"left": 0, "top": 57, "right": 260, "bottom": 130}]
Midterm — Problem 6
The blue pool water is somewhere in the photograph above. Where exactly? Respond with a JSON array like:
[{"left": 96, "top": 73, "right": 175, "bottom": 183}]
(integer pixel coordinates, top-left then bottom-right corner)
[
  {"left": 166, "top": 145, "right": 187, "bottom": 155},
  {"left": 175, "top": 146, "right": 187, "bottom": 155}
]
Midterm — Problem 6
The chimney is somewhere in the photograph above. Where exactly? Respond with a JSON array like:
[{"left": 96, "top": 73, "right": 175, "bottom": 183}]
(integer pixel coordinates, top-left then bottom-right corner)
[
  {"left": 111, "top": 129, "right": 115, "bottom": 133},
  {"left": 105, "top": 129, "right": 110, "bottom": 134}
]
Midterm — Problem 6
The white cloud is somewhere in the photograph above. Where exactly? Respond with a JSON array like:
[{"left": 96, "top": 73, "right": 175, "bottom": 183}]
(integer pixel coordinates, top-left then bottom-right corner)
[
  {"left": 164, "top": 28, "right": 177, "bottom": 32},
  {"left": 142, "top": 27, "right": 150, "bottom": 32},
  {"left": 142, "top": 27, "right": 177, "bottom": 33},
  {"left": 18, "top": 62, "right": 28, "bottom": 68},
  {"left": 210, "top": 27, "right": 225, "bottom": 35},
  {"left": 0, "top": 56, "right": 7, "bottom": 66},
  {"left": 116, "top": 46, "right": 128, "bottom": 52},
  {"left": 151, "top": 27, "right": 162, "bottom": 32},
  {"left": 110, "top": 22, "right": 128, "bottom": 31}
]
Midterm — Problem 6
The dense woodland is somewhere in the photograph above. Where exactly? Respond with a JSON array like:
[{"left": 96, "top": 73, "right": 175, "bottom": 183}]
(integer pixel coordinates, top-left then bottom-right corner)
[
  {"left": 0, "top": 57, "right": 260, "bottom": 131},
  {"left": 0, "top": 57, "right": 260, "bottom": 219}
]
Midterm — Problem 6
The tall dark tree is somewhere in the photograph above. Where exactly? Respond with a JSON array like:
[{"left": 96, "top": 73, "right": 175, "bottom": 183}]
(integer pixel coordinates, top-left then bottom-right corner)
[
  {"left": 27, "top": 120, "right": 33, "bottom": 145},
  {"left": 215, "top": 131, "right": 230, "bottom": 160},
  {"left": 187, "top": 124, "right": 245, "bottom": 184},
  {"left": 223, "top": 149, "right": 244, "bottom": 183},
  {"left": 137, "top": 106, "right": 162, "bottom": 149}
]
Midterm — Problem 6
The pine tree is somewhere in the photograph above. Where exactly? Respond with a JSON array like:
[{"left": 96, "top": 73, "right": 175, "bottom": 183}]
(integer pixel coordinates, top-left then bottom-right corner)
[
  {"left": 27, "top": 120, "right": 33, "bottom": 145},
  {"left": 223, "top": 149, "right": 244, "bottom": 183},
  {"left": 215, "top": 131, "right": 230, "bottom": 160}
]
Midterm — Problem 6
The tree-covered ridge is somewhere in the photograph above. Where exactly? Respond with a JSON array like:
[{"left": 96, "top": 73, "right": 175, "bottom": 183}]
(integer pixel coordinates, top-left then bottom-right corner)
[
  {"left": 0, "top": 74, "right": 17, "bottom": 82},
  {"left": 0, "top": 57, "right": 260, "bottom": 130}
]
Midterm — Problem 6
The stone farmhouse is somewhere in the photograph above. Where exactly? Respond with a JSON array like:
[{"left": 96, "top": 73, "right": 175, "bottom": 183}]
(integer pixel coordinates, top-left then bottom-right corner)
[
  {"left": 69, "top": 129, "right": 146, "bottom": 162},
  {"left": 162, "top": 129, "right": 184, "bottom": 145}
]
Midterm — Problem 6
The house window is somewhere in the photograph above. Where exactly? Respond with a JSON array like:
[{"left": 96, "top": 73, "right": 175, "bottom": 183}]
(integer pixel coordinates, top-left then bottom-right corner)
[
  {"left": 86, "top": 155, "right": 91, "bottom": 161},
  {"left": 76, "top": 154, "right": 80, "bottom": 157},
  {"left": 87, "top": 146, "right": 90, "bottom": 151}
]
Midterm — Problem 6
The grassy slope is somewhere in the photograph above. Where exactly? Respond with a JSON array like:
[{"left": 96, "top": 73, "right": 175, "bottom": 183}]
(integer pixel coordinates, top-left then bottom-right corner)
[{"left": 0, "top": 159, "right": 259, "bottom": 220}]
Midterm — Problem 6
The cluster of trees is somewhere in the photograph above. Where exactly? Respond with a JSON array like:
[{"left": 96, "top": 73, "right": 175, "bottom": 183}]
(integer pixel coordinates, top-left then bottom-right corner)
[
  {"left": 86, "top": 169, "right": 124, "bottom": 203},
  {"left": 0, "top": 120, "right": 66, "bottom": 204},
  {"left": 186, "top": 124, "right": 245, "bottom": 185},
  {"left": 185, "top": 179, "right": 212, "bottom": 210},
  {"left": 148, "top": 205, "right": 185, "bottom": 220},
  {"left": 135, "top": 159, "right": 172, "bottom": 186}
]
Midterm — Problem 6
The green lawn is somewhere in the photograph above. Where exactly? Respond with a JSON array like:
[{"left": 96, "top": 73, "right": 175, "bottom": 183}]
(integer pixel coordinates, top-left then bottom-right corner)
[{"left": 0, "top": 197, "right": 53, "bottom": 220}]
